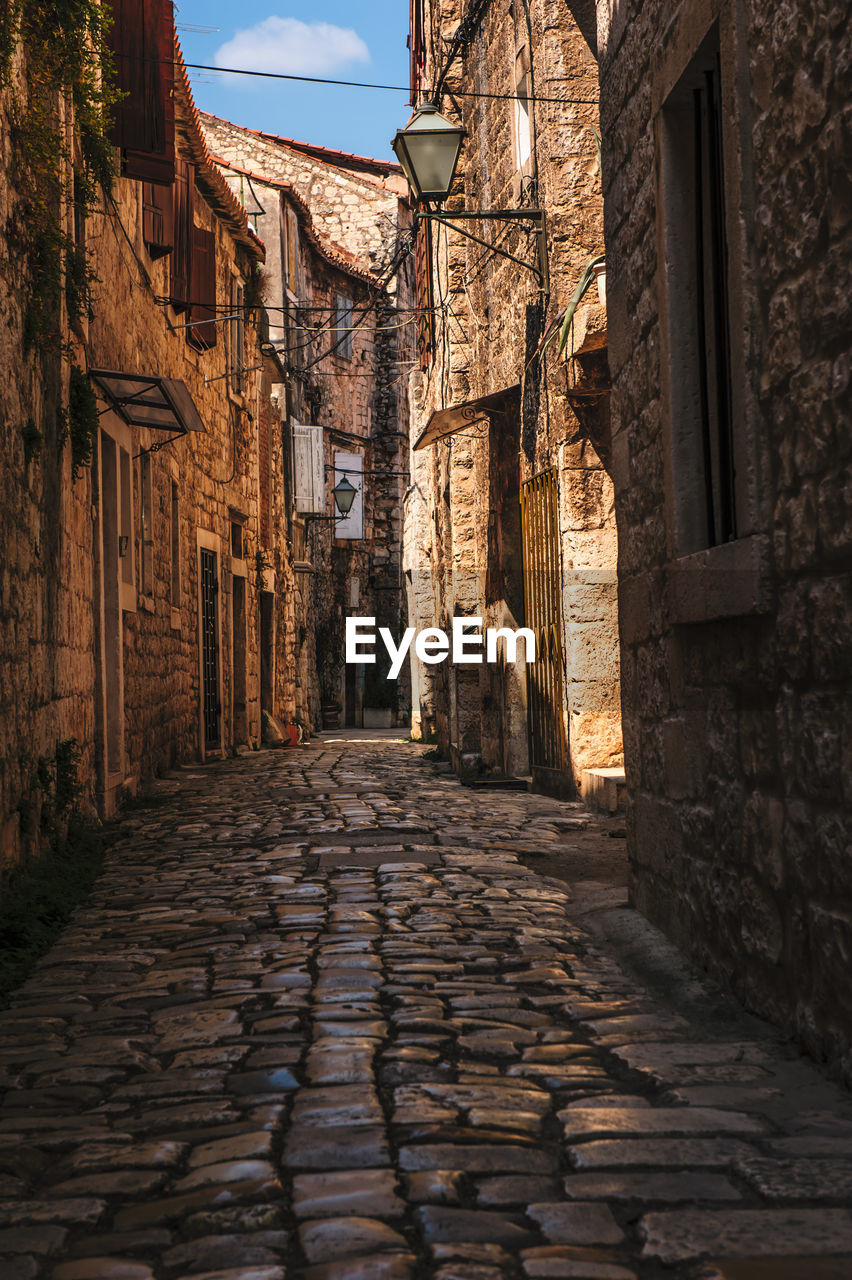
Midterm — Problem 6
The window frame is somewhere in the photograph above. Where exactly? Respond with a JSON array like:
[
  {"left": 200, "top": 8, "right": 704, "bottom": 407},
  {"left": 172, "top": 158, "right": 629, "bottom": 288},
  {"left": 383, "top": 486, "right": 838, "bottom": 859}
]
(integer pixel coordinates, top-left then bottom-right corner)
[
  {"left": 512, "top": 47, "right": 535, "bottom": 182},
  {"left": 653, "top": 10, "right": 771, "bottom": 619},
  {"left": 228, "top": 277, "right": 246, "bottom": 397},
  {"left": 334, "top": 291, "right": 354, "bottom": 361},
  {"left": 169, "top": 478, "right": 181, "bottom": 629}
]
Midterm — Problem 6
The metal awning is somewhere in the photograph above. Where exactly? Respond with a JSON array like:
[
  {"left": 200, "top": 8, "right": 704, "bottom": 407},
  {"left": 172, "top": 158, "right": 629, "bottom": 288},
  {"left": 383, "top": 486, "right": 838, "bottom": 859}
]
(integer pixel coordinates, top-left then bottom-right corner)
[
  {"left": 413, "top": 383, "right": 520, "bottom": 451},
  {"left": 89, "top": 370, "right": 206, "bottom": 435}
]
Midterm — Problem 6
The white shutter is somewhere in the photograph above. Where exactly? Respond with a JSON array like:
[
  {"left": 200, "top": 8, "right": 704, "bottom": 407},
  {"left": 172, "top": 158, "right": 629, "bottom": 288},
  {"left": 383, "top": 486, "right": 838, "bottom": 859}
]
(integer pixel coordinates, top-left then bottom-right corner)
[
  {"left": 311, "top": 425, "right": 325, "bottom": 513},
  {"left": 292, "top": 422, "right": 325, "bottom": 513},
  {"left": 333, "top": 451, "right": 364, "bottom": 540}
]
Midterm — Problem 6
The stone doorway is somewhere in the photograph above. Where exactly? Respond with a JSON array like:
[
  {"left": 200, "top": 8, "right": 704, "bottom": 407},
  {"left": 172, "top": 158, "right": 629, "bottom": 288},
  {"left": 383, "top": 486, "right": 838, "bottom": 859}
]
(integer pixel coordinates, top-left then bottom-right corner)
[
  {"left": 199, "top": 548, "right": 221, "bottom": 753},
  {"left": 259, "top": 590, "right": 274, "bottom": 717},
  {"left": 96, "top": 420, "right": 135, "bottom": 813},
  {"left": 231, "top": 573, "right": 248, "bottom": 746}
]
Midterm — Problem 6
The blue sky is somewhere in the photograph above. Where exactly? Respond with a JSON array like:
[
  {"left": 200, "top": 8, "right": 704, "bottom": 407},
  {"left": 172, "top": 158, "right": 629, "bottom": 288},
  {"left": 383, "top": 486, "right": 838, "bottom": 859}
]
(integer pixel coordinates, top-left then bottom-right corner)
[{"left": 174, "top": 1, "right": 411, "bottom": 160}]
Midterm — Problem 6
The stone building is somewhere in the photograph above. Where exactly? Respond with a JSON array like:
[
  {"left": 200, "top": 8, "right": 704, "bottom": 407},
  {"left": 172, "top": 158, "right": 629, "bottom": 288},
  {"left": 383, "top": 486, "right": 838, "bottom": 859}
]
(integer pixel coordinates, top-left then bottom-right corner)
[
  {"left": 595, "top": 0, "right": 852, "bottom": 1076},
  {"left": 200, "top": 116, "right": 416, "bottom": 730},
  {"left": 403, "top": 0, "right": 623, "bottom": 797},
  {"left": 0, "top": 4, "right": 298, "bottom": 865}
]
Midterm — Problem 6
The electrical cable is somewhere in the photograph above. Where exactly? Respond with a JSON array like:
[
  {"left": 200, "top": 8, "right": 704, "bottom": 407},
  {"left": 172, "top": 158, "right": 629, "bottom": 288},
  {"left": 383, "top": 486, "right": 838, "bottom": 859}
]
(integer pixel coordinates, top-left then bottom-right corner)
[
  {"left": 177, "top": 60, "right": 598, "bottom": 105},
  {"left": 110, "top": 50, "right": 597, "bottom": 104}
]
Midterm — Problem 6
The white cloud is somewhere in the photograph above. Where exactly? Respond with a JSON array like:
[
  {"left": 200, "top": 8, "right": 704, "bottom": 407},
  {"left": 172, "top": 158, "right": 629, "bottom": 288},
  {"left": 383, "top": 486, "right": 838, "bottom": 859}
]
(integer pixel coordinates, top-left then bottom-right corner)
[{"left": 214, "top": 16, "right": 370, "bottom": 78}]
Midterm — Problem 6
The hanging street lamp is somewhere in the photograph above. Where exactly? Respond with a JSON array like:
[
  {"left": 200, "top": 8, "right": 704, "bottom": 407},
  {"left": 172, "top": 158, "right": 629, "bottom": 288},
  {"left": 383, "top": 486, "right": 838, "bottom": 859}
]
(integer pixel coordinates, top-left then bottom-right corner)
[
  {"left": 331, "top": 474, "right": 358, "bottom": 518},
  {"left": 391, "top": 104, "right": 466, "bottom": 204},
  {"left": 392, "top": 103, "right": 549, "bottom": 293}
]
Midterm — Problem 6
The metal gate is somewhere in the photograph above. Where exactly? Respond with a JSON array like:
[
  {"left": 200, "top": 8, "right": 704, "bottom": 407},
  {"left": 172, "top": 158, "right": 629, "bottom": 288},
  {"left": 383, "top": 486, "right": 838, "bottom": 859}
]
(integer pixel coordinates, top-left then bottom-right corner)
[
  {"left": 200, "top": 548, "right": 220, "bottom": 748},
  {"left": 521, "top": 468, "right": 566, "bottom": 780}
]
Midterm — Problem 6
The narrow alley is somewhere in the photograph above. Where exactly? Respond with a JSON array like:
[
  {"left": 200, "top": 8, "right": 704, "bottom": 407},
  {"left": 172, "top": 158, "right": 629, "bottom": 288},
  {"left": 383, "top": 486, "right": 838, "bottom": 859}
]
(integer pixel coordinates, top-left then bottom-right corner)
[{"left": 2, "top": 738, "right": 852, "bottom": 1280}]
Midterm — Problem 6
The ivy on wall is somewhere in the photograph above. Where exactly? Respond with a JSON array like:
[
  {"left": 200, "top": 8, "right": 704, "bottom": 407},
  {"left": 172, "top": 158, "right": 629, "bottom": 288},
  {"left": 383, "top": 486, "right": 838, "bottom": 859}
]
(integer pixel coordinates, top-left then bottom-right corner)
[
  {"left": 1, "top": 1, "right": 118, "bottom": 472},
  {"left": 1, "top": 1, "right": 117, "bottom": 346}
]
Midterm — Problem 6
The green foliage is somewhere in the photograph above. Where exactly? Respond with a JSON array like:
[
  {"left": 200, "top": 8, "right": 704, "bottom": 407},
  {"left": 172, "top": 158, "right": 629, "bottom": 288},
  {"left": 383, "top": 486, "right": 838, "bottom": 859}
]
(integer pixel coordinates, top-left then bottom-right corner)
[
  {"left": 67, "top": 363, "right": 98, "bottom": 477},
  {"left": 54, "top": 737, "right": 82, "bottom": 814},
  {"left": 3, "top": 1, "right": 117, "bottom": 350},
  {"left": 0, "top": 811, "right": 107, "bottom": 1006},
  {"left": 534, "top": 253, "right": 606, "bottom": 365},
  {"left": 244, "top": 263, "right": 268, "bottom": 313}
]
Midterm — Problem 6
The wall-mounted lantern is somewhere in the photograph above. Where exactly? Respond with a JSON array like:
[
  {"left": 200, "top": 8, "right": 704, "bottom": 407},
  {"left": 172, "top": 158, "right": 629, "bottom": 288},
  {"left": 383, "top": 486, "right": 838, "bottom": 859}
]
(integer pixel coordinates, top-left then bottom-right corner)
[
  {"left": 392, "top": 105, "right": 466, "bottom": 204},
  {"left": 331, "top": 474, "right": 358, "bottom": 518},
  {"left": 392, "top": 102, "right": 549, "bottom": 293}
]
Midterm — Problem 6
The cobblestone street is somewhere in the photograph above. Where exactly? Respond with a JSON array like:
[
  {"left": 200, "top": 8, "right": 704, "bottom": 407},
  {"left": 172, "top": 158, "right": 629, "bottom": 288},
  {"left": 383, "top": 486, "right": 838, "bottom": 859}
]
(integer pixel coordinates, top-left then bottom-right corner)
[{"left": 2, "top": 737, "right": 852, "bottom": 1280}]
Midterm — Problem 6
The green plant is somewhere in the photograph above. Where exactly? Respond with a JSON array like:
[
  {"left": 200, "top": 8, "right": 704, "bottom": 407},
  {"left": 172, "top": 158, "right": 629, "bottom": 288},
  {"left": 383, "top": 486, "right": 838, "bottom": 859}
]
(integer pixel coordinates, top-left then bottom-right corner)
[
  {"left": 54, "top": 737, "right": 81, "bottom": 815},
  {"left": 67, "top": 364, "right": 98, "bottom": 477},
  {"left": 534, "top": 253, "right": 606, "bottom": 364},
  {"left": 0, "top": 810, "right": 108, "bottom": 1006},
  {"left": 255, "top": 547, "right": 272, "bottom": 591},
  {"left": 244, "top": 263, "right": 268, "bottom": 313},
  {"left": 3, "top": 2, "right": 117, "bottom": 351}
]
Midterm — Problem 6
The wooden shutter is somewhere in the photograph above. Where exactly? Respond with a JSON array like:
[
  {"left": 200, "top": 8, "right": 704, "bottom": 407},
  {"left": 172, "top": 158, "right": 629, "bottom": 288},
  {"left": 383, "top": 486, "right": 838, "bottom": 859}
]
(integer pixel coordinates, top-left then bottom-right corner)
[
  {"left": 170, "top": 159, "right": 194, "bottom": 311},
  {"left": 142, "top": 182, "right": 174, "bottom": 259},
  {"left": 229, "top": 279, "right": 245, "bottom": 392},
  {"left": 187, "top": 227, "right": 217, "bottom": 351},
  {"left": 111, "top": 0, "right": 175, "bottom": 186},
  {"left": 415, "top": 219, "right": 434, "bottom": 369},
  {"left": 311, "top": 423, "right": 325, "bottom": 510},
  {"left": 292, "top": 423, "right": 324, "bottom": 513},
  {"left": 409, "top": 0, "right": 425, "bottom": 101}
]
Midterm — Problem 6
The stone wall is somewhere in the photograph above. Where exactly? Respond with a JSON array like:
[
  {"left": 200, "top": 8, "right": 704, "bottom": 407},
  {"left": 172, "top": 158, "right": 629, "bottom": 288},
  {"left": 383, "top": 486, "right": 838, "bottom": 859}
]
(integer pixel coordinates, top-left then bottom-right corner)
[
  {"left": 596, "top": 0, "right": 852, "bottom": 1078},
  {"left": 405, "top": 0, "right": 623, "bottom": 789},
  {"left": 0, "top": 36, "right": 296, "bottom": 868}
]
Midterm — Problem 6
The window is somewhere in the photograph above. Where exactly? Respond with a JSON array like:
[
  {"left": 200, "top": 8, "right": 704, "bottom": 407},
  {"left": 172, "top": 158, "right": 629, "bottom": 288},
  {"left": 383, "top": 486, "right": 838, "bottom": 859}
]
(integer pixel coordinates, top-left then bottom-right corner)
[
  {"left": 142, "top": 182, "right": 174, "bottom": 260},
  {"left": 284, "top": 204, "right": 300, "bottom": 298},
  {"left": 139, "top": 452, "right": 154, "bottom": 600},
  {"left": 334, "top": 292, "right": 354, "bottom": 360},
  {"left": 170, "top": 159, "right": 194, "bottom": 312},
  {"left": 109, "top": 0, "right": 175, "bottom": 186},
  {"left": 661, "top": 28, "right": 739, "bottom": 553},
  {"left": 230, "top": 520, "right": 244, "bottom": 560},
  {"left": 228, "top": 278, "right": 245, "bottom": 394},
  {"left": 513, "top": 49, "right": 533, "bottom": 176},
  {"left": 170, "top": 481, "right": 180, "bottom": 609},
  {"left": 187, "top": 227, "right": 217, "bottom": 351}
]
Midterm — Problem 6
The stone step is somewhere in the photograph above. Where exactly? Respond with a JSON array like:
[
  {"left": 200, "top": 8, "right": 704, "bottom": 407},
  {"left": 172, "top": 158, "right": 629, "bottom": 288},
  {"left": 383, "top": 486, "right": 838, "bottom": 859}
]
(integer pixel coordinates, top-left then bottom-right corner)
[{"left": 580, "top": 768, "right": 627, "bottom": 814}]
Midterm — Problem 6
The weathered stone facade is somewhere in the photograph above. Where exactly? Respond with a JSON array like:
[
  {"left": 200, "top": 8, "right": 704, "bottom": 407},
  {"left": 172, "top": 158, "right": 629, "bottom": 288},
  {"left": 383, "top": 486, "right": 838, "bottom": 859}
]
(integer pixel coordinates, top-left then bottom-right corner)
[
  {"left": 0, "top": 18, "right": 296, "bottom": 866},
  {"left": 200, "top": 116, "right": 416, "bottom": 731},
  {"left": 596, "top": 0, "right": 852, "bottom": 1077},
  {"left": 404, "top": 0, "right": 623, "bottom": 794}
]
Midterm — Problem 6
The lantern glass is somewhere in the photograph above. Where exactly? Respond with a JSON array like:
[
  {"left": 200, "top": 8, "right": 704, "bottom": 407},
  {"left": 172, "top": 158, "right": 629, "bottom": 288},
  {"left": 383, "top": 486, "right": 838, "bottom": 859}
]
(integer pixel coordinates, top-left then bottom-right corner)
[
  {"left": 332, "top": 475, "right": 358, "bottom": 517},
  {"left": 392, "top": 105, "right": 466, "bottom": 204}
]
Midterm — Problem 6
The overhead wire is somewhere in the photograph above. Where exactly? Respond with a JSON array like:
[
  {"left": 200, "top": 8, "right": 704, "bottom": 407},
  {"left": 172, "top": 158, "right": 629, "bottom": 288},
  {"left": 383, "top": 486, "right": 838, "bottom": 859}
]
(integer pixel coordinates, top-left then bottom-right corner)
[{"left": 175, "top": 60, "right": 598, "bottom": 105}]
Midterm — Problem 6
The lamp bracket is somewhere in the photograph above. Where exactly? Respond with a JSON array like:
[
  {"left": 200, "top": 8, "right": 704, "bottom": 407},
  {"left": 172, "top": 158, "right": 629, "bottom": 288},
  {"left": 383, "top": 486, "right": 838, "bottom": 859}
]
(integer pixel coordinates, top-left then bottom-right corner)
[{"left": 417, "top": 208, "right": 549, "bottom": 294}]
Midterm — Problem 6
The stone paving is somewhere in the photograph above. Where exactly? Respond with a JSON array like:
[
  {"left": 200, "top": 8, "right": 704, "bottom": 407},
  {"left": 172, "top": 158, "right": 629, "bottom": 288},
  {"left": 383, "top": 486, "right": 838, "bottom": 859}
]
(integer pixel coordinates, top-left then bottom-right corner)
[{"left": 2, "top": 737, "right": 852, "bottom": 1280}]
